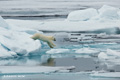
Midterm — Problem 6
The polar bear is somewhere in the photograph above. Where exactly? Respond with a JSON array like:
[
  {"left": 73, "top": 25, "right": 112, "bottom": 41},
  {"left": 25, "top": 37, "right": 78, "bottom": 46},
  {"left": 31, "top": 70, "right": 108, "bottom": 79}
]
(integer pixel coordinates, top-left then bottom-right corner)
[{"left": 31, "top": 33, "right": 56, "bottom": 48}]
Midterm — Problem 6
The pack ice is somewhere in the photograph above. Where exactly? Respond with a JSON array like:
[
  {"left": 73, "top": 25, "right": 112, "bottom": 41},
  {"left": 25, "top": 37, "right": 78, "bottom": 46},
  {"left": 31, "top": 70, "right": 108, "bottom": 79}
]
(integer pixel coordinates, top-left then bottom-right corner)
[
  {"left": 0, "top": 16, "right": 41, "bottom": 58},
  {"left": 5, "top": 5, "right": 120, "bottom": 33},
  {"left": 1, "top": 5, "right": 120, "bottom": 58},
  {"left": 34, "top": 5, "right": 120, "bottom": 33}
]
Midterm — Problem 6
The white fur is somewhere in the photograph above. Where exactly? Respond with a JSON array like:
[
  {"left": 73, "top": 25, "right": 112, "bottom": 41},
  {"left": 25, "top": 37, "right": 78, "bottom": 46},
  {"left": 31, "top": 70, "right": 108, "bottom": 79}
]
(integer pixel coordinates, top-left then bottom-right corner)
[{"left": 31, "top": 33, "right": 56, "bottom": 48}]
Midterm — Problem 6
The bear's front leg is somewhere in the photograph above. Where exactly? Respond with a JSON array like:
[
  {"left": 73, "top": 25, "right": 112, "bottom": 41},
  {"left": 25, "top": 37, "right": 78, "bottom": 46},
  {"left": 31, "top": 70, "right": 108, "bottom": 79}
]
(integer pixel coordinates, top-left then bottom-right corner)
[{"left": 47, "top": 42, "right": 54, "bottom": 48}]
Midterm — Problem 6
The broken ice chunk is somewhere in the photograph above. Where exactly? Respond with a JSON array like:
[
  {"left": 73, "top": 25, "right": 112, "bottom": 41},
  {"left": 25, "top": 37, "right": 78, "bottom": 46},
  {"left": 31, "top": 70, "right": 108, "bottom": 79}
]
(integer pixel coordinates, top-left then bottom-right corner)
[{"left": 46, "top": 49, "right": 70, "bottom": 54}]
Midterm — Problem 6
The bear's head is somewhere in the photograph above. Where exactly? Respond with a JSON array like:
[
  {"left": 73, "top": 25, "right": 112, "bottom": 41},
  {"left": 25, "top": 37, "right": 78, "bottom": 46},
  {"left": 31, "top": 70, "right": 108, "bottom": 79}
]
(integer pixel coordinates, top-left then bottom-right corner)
[{"left": 51, "top": 36, "right": 56, "bottom": 41}]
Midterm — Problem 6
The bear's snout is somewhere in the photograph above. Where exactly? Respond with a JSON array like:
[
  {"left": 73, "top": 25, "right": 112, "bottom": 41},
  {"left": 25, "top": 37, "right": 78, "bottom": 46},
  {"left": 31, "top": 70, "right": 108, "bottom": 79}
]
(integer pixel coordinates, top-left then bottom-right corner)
[{"left": 54, "top": 38, "right": 56, "bottom": 41}]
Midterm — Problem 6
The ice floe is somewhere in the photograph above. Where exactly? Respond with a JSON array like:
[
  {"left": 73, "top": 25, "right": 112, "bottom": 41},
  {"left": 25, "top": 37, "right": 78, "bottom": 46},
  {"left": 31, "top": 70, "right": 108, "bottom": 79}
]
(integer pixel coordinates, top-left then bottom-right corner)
[
  {"left": 1, "top": 5, "right": 120, "bottom": 59},
  {"left": 0, "top": 66, "right": 75, "bottom": 74},
  {"left": 67, "top": 8, "right": 98, "bottom": 21},
  {"left": 0, "top": 16, "right": 41, "bottom": 58},
  {"left": 97, "top": 5, "right": 120, "bottom": 20},
  {"left": 4, "top": 5, "right": 120, "bottom": 33},
  {"left": 3, "top": 5, "right": 120, "bottom": 33},
  {"left": 90, "top": 72, "right": 120, "bottom": 78},
  {"left": 106, "top": 49, "right": 120, "bottom": 57},
  {"left": 98, "top": 49, "right": 120, "bottom": 59},
  {"left": 75, "top": 48, "right": 100, "bottom": 55},
  {"left": 23, "top": 5, "right": 120, "bottom": 32},
  {"left": 46, "top": 49, "right": 70, "bottom": 54},
  {"left": 98, "top": 49, "right": 120, "bottom": 71},
  {"left": 98, "top": 52, "right": 108, "bottom": 60}
]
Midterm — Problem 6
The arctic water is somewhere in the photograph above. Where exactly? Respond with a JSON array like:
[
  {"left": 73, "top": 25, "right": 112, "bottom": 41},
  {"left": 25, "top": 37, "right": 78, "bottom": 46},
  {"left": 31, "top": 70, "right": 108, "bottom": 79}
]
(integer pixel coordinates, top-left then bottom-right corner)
[{"left": 0, "top": 0, "right": 120, "bottom": 80}]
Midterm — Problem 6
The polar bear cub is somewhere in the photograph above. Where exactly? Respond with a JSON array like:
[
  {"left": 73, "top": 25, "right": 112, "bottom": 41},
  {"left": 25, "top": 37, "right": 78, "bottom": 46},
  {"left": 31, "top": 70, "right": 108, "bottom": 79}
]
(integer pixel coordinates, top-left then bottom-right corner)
[{"left": 31, "top": 33, "right": 56, "bottom": 48}]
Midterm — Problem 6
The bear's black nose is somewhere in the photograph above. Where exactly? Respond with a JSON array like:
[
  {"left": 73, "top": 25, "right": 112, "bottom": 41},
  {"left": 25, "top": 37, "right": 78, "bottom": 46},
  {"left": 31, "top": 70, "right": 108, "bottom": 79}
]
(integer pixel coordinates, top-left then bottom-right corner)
[{"left": 54, "top": 38, "right": 56, "bottom": 41}]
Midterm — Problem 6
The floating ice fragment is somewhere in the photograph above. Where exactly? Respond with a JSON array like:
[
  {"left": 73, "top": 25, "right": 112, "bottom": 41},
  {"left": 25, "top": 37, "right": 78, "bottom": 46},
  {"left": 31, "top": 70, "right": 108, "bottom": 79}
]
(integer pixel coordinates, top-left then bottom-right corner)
[
  {"left": 98, "top": 5, "right": 120, "bottom": 19},
  {"left": 106, "top": 49, "right": 120, "bottom": 57},
  {"left": 98, "top": 49, "right": 120, "bottom": 60},
  {"left": 46, "top": 49, "right": 70, "bottom": 54},
  {"left": 75, "top": 48, "right": 99, "bottom": 54},
  {"left": 90, "top": 72, "right": 120, "bottom": 78},
  {"left": 98, "top": 52, "right": 108, "bottom": 59},
  {"left": 67, "top": 8, "right": 98, "bottom": 21},
  {"left": 57, "top": 70, "right": 70, "bottom": 73},
  {"left": 0, "top": 66, "right": 75, "bottom": 74}
]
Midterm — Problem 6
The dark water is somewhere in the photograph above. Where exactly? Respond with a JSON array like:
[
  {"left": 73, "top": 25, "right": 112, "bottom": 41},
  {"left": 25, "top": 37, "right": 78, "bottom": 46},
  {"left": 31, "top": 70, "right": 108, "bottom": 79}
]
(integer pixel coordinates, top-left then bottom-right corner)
[
  {"left": 0, "top": 56, "right": 106, "bottom": 71},
  {"left": 0, "top": 56, "right": 120, "bottom": 80}
]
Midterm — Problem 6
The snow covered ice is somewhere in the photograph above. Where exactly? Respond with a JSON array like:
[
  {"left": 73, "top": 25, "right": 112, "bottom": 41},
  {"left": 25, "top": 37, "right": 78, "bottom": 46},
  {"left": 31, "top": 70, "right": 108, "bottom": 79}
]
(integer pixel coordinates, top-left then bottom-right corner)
[
  {"left": 67, "top": 8, "right": 98, "bottom": 21},
  {"left": 46, "top": 49, "right": 70, "bottom": 54},
  {"left": 26, "top": 5, "right": 120, "bottom": 32},
  {"left": 0, "top": 15, "right": 41, "bottom": 58},
  {"left": 90, "top": 72, "right": 120, "bottom": 78},
  {"left": 0, "top": 16, "right": 9, "bottom": 29},
  {"left": 75, "top": 48, "right": 99, "bottom": 54},
  {"left": 0, "top": 66, "right": 75, "bottom": 74},
  {"left": 98, "top": 5, "right": 120, "bottom": 20}
]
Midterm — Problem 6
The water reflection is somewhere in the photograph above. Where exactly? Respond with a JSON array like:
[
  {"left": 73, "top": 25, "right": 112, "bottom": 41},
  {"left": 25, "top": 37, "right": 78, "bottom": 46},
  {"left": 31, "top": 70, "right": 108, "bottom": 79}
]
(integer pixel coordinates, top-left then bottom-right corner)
[
  {"left": 0, "top": 54, "right": 120, "bottom": 80},
  {"left": 0, "top": 56, "right": 43, "bottom": 66},
  {"left": 0, "top": 55, "right": 107, "bottom": 71}
]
